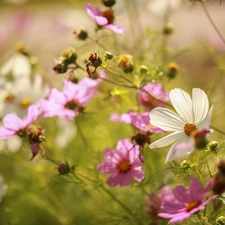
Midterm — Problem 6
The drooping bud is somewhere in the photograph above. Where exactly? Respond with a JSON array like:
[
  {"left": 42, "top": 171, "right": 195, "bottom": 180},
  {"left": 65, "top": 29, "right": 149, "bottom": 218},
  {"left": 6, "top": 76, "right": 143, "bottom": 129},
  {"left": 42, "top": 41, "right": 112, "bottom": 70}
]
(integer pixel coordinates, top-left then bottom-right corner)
[
  {"left": 102, "top": 0, "right": 116, "bottom": 7},
  {"left": 117, "top": 54, "right": 134, "bottom": 73},
  {"left": 30, "top": 142, "right": 40, "bottom": 160},
  {"left": 192, "top": 129, "right": 211, "bottom": 149},
  {"left": 58, "top": 162, "right": 70, "bottom": 175},
  {"left": 74, "top": 26, "right": 88, "bottom": 40}
]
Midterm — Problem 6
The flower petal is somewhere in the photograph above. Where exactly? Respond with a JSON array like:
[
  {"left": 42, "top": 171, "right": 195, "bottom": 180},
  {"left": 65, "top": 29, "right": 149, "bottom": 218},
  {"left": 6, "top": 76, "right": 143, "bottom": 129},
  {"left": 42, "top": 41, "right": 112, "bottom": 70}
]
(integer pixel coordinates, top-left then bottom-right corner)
[
  {"left": 198, "top": 106, "right": 213, "bottom": 129},
  {"left": 3, "top": 114, "right": 23, "bottom": 131},
  {"left": 104, "top": 24, "right": 125, "bottom": 34},
  {"left": 150, "top": 107, "right": 185, "bottom": 131},
  {"left": 149, "top": 132, "right": 184, "bottom": 149},
  {"left": 165, "top": 136, "right": 194, "bottom": 163},
  {"left": 170, "top": 88, "right": 193, "bottom": 123},
  {"left": 192, "top": 88, "right": 209, "bottom": 124},
  {"left": 0, "top": 127, "right": 16, "bottom": 139},
  {"left": 23, "top": 105, "right": 39, "bottom": 127}
]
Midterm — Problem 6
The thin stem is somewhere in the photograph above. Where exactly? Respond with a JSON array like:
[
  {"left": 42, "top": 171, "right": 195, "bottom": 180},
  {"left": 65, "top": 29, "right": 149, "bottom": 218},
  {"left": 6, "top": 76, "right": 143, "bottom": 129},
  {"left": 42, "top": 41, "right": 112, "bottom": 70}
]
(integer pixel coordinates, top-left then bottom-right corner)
[
  {"left": 106, "top": 68, "right": 133, "bottom": 84},
  {"left": 203, "top": 150, "right": 213, "bottom": 178},
  {"left": 201, "top": 2, "right": 225, "bottom": 45},
  {"left": 210, "top": 124, "right": 225, "bottom": 136}
]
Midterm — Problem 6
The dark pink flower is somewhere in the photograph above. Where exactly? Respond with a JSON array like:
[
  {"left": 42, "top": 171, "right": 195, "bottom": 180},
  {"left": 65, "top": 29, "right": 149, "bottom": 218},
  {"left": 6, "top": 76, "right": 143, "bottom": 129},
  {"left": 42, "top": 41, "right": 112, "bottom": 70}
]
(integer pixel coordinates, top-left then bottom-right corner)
[
  {"left": 110, "top": 111, "right": 164, "bottom": 133},
  {"left": 158, "top": 178, "right": 217, "bottom": 224},
  {"left": 139, "top": 82, "right": 169, "bottom": 110},
  {"left": 40, "top": 77, "right": 98, "bottom": 120},
  {"left": 97, "top": 139, "right": 144, "bottom": 186},
  {"left": 0, "top": 105, "right": 39, "bottom": 139},
  {"left": 86, "top": 3, "right": 125, "bottom": 34}
]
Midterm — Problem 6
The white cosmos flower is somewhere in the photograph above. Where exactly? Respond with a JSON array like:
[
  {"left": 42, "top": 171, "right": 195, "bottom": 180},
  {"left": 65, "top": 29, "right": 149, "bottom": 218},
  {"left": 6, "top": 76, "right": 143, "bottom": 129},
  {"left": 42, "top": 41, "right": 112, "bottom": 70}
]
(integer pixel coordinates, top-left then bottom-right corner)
[{"left": 149, "top": 88, "right": 213, "bottom": 163}]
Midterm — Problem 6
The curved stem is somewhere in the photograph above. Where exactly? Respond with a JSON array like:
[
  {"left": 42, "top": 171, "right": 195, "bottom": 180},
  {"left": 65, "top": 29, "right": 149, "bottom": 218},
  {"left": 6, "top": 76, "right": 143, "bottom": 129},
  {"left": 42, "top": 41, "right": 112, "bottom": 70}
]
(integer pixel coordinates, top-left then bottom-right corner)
[{"left": 201, "top": 2, "right": 225, "bottom": 45}]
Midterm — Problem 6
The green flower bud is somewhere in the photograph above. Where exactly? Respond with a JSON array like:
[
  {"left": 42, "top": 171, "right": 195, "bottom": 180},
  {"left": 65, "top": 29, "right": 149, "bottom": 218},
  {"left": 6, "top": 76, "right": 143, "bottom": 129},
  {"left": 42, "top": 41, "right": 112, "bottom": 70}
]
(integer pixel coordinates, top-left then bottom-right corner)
[
  {"left": 117, "top": 54, "right": 134, "bottom": 73},
  {"left": 74, "top": 27, "right": 88, "bottom": 40},
  {"left": 61, "top": 47, "right": 77, "bottom": 64},
  {"left": 207, "top": 141, "right": 219, "bottom": 154}
]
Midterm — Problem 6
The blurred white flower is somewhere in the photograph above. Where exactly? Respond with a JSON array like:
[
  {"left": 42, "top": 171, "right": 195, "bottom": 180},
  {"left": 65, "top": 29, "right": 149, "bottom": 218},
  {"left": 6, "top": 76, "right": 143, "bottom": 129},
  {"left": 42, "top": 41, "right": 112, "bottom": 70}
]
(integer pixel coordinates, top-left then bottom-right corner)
[
  {"left": 55, "top": 119, "right": 77, "bottom": 149},
  {"left": 0, "top": 75, "right": 49, "bottom": 118},
  {"left": 0, "top": 53, "right": 31, "bottom": 79},
  {"left": 148, "top": 0, "right": 181, "bottom": 17}
]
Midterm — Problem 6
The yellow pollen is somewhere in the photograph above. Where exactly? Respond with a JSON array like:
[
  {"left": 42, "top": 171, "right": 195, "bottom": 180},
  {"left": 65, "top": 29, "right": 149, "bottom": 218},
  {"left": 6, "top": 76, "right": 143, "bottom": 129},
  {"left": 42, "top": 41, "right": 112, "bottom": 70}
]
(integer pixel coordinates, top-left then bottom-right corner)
[
  {"left": 20, "top": 97, "right": 31, "bottom": 108},
  {"left": 117, "top": 159, "right": 130, "bottom": 172},
  {"left": 147, "top": 124, "right": 156, "bottom": 130},
  {"left": 186, "top": 200, "right": 201, "bottom": 212},
  {"left": 184, "top": 123, "right": 197, "bottom": 136}
]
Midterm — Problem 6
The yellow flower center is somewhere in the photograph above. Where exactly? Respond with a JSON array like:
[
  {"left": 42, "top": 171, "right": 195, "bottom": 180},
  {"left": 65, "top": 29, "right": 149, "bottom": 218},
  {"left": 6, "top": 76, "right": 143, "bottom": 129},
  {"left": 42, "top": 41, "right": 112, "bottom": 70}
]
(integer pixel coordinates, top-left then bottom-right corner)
[
  {"left": 186, "top": 200, "right": 201, "bottom": 212},
  {"left": 20, "top": 97, "right": 31, "bottom": 108},
  {"left": 117, "top": 159, "right": 130, "bottom": 172},
  {"left": 184, "top": 123, "right": 197, "bottom": 136}
]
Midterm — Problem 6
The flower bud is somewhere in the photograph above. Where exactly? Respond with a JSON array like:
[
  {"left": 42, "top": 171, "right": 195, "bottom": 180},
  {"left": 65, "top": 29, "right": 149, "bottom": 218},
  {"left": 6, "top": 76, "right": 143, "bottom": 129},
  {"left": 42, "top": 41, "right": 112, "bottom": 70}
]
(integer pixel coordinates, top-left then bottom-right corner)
[
  {"left": 139, "top": 65, "right": 149, "bottom": 75},
  {"left": 53, "top": 62, "right": 68, "bottom": 74},
  {"left": 103, "top": 9, "right": 114, "bottom": 24},
  {"left": 117, "top": 54, "right": 134, "bottom": 73},
  {"left": 105, "top": 51, "right": 113, "bottom": 61},
  {"left": 74, "top": 26, "right": 88, "bottom": 40},
  {"left": 163, "top": 22, "right": 174, "bottom": 35},
  {"left": 216, "top": 216, "right": 225, "bottom": 225},
  {"left": 167, "top": 62, "right": 179, "bottom": 79},
  {"left": 88, "top": 52, "right": 102, "bottom": 68},
  {"left": 212, "top": 160, "right": 225, "bottom": 195},
  {"left": 58, "top": 162, "right": 70, "bottom": 175},
  {"left": 207, "top": 141, "right": 219, "bottom": 154},
  {"left": 180, "top": 160, "right": 192, "bottom": 170},
  {"left": 61, "top": 47, "right": 77, "bottom": 64},
  {"left": 131, "top": 131, "right": 150, "bottom": 147},
  {"left": 102, "top": 0, "right": 116, "bottom": 7},
  {"left": 192, "top": 129, "right": 211, "bottom": 149}
]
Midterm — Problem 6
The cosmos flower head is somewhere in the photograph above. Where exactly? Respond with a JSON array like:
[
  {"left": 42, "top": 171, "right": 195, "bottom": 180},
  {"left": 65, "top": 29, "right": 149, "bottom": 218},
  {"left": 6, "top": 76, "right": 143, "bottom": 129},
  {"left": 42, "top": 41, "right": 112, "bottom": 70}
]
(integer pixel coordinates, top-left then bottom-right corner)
[
  {"left": 86, "top": 3, "right": 125, "bottom": 34},
  {"left": 158, "top": 178, "right": 217, "bottom": 224},
  {"left": 110, "top": 111, "right": 164, "bottom": 133},
  {"left": 40, "top": 77, "right": 98, "bottom": 120},
  {"left": 139, "top": 82, "right": 169, "bottom": 110},
  {"left": 0, "top": 104, "right": 39, "bottom": 139},
  {"left": 149, "top": 88, "right": 213, "bottom": 162},
  {"left": 97, "top": 139, "right": 144, "bottom": 187}
]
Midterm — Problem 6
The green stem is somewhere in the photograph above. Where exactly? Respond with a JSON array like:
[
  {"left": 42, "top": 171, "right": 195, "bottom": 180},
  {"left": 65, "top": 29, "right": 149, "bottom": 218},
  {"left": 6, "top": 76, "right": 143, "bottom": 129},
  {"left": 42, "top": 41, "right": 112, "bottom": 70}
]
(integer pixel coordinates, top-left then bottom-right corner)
[{"left": 203, "top": 150, "right": 213, "bottom": 178}]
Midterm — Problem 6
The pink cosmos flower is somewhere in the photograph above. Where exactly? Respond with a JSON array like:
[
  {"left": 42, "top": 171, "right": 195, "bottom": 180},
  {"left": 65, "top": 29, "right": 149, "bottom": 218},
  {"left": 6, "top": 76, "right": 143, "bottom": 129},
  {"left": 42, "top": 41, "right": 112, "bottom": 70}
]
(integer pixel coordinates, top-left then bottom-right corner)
[
  {"left": 158, "top": 178, "right": 217, "bottom": 224},
  {"left": 86, "top": 3, "right": 125, "bottom": 34},
  {"left": 0, "top": 104, "right": 39, "bottom": 139},
  {"left": 40, "top": 77, "right": 98, "bottom": 120},
  {"left": 139, "top": 82, "right": 169, "bottom": 110},
  {"left": 110, "top": 111, "right": 164, "bottom": 133},
  {"left": 97, "top": 139, "right": 144, "bottom": 186},
  {"left": 146, "top": 186, "right": 174, "bottom": 222}
]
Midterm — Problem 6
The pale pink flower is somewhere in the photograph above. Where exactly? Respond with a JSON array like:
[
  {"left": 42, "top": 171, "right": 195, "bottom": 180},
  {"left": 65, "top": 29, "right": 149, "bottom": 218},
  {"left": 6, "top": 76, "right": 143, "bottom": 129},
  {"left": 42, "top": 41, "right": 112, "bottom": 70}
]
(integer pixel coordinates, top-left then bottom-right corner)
[
  {"left": 139, "top": 83, "right": 169, "bottom": 110},
  {"left": 158, "top": 178, "right": 217, "bottom": 224},
  {"left": 86, "top": 3, "right": 125, "bottom": 34},
  {"left": 40, "top": 77, "right": 98, "bottom": 120},
  {"left": 97, "top": 139, "right": 144, "bottom": 187},
  {"left": 0, "top": 104, "right": 39, "bottom": 139},
  {"left": 110, "top": 111, "right": 164, "bottom": 133}
]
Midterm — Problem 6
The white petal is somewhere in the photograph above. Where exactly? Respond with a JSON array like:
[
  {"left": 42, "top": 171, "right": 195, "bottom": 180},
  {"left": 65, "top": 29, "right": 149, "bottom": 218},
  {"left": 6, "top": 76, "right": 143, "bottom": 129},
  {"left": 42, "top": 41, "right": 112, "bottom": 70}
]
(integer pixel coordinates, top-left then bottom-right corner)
[
  {"left": 166, "top": 136, "right": 194, "bottom": 163},
  {"left": 170, "top": 88, "right": 193, "bottom": 123},
  {"left": 149, "top": 132, "right": 185, "bottom": 149},
  {"left": 150, "top": 107, "right": 185, "bottom": 131},
  {"left": 198, "top": 105, "right": 213, "bottom": 129},
  {"left": 192, "top": 88, "right": 209, "bottom": 124}
]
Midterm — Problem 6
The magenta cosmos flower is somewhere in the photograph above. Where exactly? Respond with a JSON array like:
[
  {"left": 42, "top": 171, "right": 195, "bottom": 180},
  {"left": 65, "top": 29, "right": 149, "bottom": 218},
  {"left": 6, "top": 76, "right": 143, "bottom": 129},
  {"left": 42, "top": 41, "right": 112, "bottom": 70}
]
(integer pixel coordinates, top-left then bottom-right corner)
[
  {"left": 139, "top": 82, "right": 169, "bottom": 110},
  {"left": 97, "top": 139, "right": 144, "bottom": 186},
  {"left": 110, "top": 111, "right": 164, "bottom": 133},
  {"left": 86, "top": 3, "right": 125, "bottom": 34},
  {"left": 0, "top": 104, "right": 39, "bottom": 139},
  {"left": 40, "top": 77, "right": 98, "bottom": 120},
  {"left": 158, "top": 178, "right": 217, "bottom": 224}
]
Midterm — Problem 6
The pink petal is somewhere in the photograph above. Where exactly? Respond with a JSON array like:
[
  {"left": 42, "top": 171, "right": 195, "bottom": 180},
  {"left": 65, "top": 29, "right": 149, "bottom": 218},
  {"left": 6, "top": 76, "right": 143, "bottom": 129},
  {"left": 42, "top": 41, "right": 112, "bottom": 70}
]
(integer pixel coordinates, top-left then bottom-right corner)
[
  {"left": 97, "top": 162, "right": 116, "bottom": 174},
  {"left": 188, "top": 178, "right": 203, "bottom": 201},
  {"left": 0, "top": 127, "right": 16, "bottom": 139},
  {"left": 102, "top": 148, "right": 121, "bottom": 164},
  {"left": 107, "top": 172, "right": 132, "bottom": 187},
  {"left": 49, "top": 88, "right": 67, "bottom": 104},
  {"left": 40, "top": 99, "right": 64, "bottom": 118},
  {"left": 23, "top": 105, "right": 39, "bottom": 127},
  {"left": 131, "top": 169, "right": 144, "bottom": 182},
  {"left": 104, "top": 24, "right": 125, "bottom": 34},
  {"left": 173, "top": 186, "right": 190, "bottom": 203},
  {"left": 3, "top": 114, "right": 23, "bottom": 130},
  {"left": 117, "top": 139, "right": 133, "bottom": 158}
]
